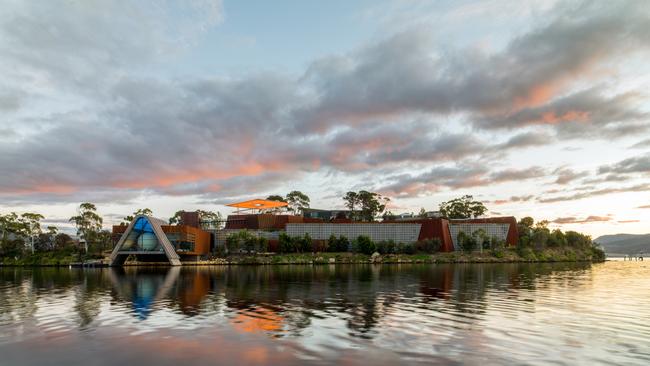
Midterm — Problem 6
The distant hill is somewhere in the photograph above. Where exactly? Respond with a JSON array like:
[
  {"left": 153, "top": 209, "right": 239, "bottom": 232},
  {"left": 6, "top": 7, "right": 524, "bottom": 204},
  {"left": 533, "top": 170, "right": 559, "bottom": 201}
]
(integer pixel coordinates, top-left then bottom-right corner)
[{"left": 594, "top": 233, "right": 650, "bottom": 255}]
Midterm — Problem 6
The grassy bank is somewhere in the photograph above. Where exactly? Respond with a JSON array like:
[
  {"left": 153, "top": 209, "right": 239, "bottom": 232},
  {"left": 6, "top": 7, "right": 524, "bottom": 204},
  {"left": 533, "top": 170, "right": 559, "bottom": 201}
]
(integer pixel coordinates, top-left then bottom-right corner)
[
  {"left": 118, "top": 246, "right": 604, "bottom": 266},
  {"left": 0, "top": 247, "right": 605, "bottom": 267},
  {"left": 0, "top": 252, "right": 102, "bottom": 266}
]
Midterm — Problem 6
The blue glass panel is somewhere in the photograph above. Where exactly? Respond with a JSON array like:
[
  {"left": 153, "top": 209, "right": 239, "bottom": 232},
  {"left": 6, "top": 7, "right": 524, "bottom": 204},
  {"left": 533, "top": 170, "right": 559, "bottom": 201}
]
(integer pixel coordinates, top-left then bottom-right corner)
[{"left": 133, "top": 217, "right": 154, "bottom": 233}]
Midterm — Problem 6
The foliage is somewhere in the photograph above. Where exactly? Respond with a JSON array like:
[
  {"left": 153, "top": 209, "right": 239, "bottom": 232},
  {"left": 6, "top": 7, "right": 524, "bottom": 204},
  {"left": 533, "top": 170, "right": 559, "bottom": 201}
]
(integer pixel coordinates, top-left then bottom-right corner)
[
  {"left": 168, "top": 209, "right": 223, "bottom": 229},
  {"left": 414, "top": 238, "right": 442, "bottom": 253},
  {"left": 354, "top": 235, "right": 376, "bottom": 255},
  {"left": 457, "top": 231, "right": 477, "bottom": 252},
  {"left": 285, "top": 191, "right": 310, "bottom": 215},
  {"left": 226, "top": 230, "right": 268, "bottom": 254},
  {"left": 382, "top": 211, "right": 396, "bottom": 221},
  {"left": 69, "top": 203, "right": 103, "bottom": 253},
  {"left": 277, "top": 233, "right": 313, "bottom": 253},
  {"left": 418, "top": 207, "right": 427, "bottom": 218},
  {"left": 439, "top": 195, "right": 487, "bottom": 219},
  {"left": 266, "top": 195, "right": 286, "bottom": 202},
  {"left": 396, "top": 242, "right": 415, "bottom": 254},
  {"left": 342, "top": 190, "right": 390, "bottom": 221},
  {"left": 376, "top": 240, "right": 396, "bottom": 254},
  {"left": 327, "top": 235, "right": 350, "bottom": 252},
  {"left": 122, "top": 208, "right": 152, "bottom": 225}
]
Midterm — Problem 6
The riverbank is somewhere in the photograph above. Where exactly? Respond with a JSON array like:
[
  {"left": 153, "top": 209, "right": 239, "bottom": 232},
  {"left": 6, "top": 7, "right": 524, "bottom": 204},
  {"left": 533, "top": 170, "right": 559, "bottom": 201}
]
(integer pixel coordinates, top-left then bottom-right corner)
[{"left": 0, "top": 246, "right": 605, "bottom": 266}]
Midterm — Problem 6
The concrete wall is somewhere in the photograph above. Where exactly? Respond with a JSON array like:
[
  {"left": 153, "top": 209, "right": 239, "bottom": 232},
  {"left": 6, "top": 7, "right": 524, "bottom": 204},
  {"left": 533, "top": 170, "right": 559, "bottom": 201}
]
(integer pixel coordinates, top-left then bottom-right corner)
[{"left": 285, "top": 223, "right": 421, "bottom": 243}]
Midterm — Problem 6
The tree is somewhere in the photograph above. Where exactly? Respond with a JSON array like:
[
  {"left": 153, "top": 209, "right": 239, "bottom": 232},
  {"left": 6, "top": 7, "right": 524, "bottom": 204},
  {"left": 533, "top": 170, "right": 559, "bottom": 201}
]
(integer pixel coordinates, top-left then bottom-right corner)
[
  {"left": 343, "top": 191, "right": 360, "bottom": 214},
  {"left": 382, "top": 211, "right": 396, "bottom": 221},
  {"left": 197, "top": 210, "right": 223, "bottom": 230},
  {"left": 169, "top": 210, "right": 184, "bottom": 225},
  {"left": 418, "top": 207, "right": 427, "bottom": 218},
  {"left": 266, "top": 195, "right": 286, "bottom": 202},
  {"left": 285, "top": 191, "right": 310, "bottom": 215},
  {"left": 69, "top": 203, "right": 103, "bottom": 253},
  {"left": 439, "top": 195, "right": 487, "bottom": 219},
  {"left": 122, "top": 208, "right": 153, "bottom": 225},
  {"left": 168, "top": 210, "right": 223, "bottom": 229},
  {"left": 343, "top": 190, "right": 390, "bottom": 221}
]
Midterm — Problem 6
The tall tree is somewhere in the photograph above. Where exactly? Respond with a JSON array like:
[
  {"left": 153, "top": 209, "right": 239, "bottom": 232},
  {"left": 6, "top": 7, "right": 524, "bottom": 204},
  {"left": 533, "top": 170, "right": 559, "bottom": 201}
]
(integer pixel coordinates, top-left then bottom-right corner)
[
  {"left": 343, "top": 191, "right": 360, "bottom": 213},
  {"left": 439, "top": 195, "right": 487, "bottom": 219},
  {"left": 418, "top": 208, "right": 427, "bottom": 218},
  {"left": 169, "top": 210, "right": 184, "bottom": 225},
  {"left": 343, "top": 190, "right": 390, "bottom": 221},
  {"left": 266, "top": 195, "right": 286, "bottom": 202},
  {"left": 168, "top": 210, "right": 223, "bottom": 229},
  {"left": 122, "top": 208, "right": 153, "bottom": 225},
  {"left": 285, "top": 191, "right": 310, "bottom": 215},
  {"left": 19, "top": 213, "right": 44, "bottom": 253},
  {"left": 69, "top": 203, "right": 103, "bottom": 253},
  {"left": 197, "top": 210, "right": 223, "bottom": 230}
]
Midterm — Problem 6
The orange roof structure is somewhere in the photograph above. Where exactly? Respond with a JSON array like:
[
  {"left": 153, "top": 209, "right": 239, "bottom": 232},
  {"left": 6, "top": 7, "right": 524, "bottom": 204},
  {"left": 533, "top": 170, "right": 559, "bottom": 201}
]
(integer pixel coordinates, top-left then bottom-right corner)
[{"left": 226, "top": 199, "right": 288, "bottom": 212}]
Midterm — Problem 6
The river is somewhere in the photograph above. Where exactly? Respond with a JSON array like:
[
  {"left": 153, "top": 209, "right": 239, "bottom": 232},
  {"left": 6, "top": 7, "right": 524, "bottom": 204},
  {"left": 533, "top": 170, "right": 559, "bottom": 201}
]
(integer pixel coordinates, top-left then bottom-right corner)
[{"left": 1, "top": 261, "right": 649, "bottom": 365}]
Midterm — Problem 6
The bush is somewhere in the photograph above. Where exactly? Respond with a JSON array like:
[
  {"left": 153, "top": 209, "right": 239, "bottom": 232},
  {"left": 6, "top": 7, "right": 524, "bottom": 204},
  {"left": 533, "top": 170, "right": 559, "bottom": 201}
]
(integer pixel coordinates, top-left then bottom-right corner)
[
  {"left": 489, "top": 236, "right": 506, "bottom": 250},
  {"left": 355, "top": 235, "right": 376, "bottom": 255},
  {"left": 396, "top": 242, "right": 415, "bottom": 254},
  {"left": 279, "top": 232, "right": 294, "bottom": 253},
  {"left": 327, "top": 235, "right": 349, "bottom": 252},
  {"left": 591, "top": 246, "right": 606, "bottom": 261},
  {"left": 298, "top": 234, "right": 313, "bottom": 252},
  {"left": 458, "top": 231, "right": 477, "bottom": 252},
  {"left": 414, "top": 238, "right": 441, "bottom": 254},
  {"left": 376, "top": 240, "right": 396, "bottom": 255}
]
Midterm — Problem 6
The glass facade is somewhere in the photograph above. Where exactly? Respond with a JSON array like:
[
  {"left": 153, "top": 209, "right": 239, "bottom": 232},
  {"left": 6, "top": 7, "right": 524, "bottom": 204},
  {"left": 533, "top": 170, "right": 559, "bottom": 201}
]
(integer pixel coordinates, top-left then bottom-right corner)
[{"left": 118, "top": 217, "right": 163, "bottom": 252}]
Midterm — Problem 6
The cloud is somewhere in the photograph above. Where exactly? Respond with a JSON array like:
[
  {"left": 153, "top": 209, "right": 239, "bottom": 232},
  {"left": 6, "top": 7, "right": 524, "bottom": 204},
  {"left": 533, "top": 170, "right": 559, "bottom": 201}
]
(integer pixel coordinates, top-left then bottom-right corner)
[
  {"left": 631, "top": 139, "right": 650, "bottom": 149},
  {"left": 377, "top": 166, "right": 546, "bottom": 197},
  {"left": 553, "top": 167, "right": 589, "bottom": 185},
  {"left": 618, "top": 220, "right": 640, "bottom": 223},
  {"left": 295, "top": 1, "right": 650, "bottom": 134},
  {"left": 638, "top": 205, "right": 650, "bottom": 209},
  {"left": 539, "top": 183, "right": 650, "bottom": 203},
  {"left": 490, "top": 195, "right": 535, "bottom": 205},
  {"left": 552, "top": 216, "right": 612, "bottom": 224},
  {"left": 598, "top": 154, "right": 650, "bottom": 175},
  {"left": 0, "top": 0, "right": 649, "bottom": 205}
]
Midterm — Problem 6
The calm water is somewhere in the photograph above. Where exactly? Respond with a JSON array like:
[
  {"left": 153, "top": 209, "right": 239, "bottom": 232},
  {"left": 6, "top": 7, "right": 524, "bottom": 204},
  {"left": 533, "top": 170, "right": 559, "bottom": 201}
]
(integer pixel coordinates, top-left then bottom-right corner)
[{"left": 1, "top": 261, "right": 649, "bottom": 365}]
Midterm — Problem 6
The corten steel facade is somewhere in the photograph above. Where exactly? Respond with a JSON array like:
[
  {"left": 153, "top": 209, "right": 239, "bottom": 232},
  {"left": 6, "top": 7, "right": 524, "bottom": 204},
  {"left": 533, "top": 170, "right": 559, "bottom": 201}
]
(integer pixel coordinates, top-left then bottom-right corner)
[
  {"left": 383, "top": 218, "right": 455, "bottom": 252},
  {"left": 110, "top": 215, "right": 211, "bottom": 266},
  {"left": 225, "top": 214, "right": 310, "bottom": 230}
]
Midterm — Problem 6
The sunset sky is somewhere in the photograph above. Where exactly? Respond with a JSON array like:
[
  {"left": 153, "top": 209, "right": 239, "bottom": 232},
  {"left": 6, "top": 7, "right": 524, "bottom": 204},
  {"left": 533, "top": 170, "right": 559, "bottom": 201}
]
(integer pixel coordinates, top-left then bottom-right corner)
[{"left": 1, "top": 0, "right": 649, "bottom": 237}]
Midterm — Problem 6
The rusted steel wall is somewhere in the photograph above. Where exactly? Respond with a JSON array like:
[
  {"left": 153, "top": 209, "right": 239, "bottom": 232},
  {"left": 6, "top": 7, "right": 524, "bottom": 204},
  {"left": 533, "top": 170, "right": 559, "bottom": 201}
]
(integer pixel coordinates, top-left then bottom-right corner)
[
  {"left": 161, "top": 225, "right": 211, "bottom": 255},
  {"left": 383, "top": 219, "right": 454, "bottom": 252}
]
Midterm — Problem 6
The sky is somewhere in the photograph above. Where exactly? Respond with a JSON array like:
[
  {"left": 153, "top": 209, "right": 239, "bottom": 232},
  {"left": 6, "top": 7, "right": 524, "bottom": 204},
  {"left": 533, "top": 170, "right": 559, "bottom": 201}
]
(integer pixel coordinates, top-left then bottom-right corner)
[{"left": 1, "top": 0, "right": 649, "bottom": 237}]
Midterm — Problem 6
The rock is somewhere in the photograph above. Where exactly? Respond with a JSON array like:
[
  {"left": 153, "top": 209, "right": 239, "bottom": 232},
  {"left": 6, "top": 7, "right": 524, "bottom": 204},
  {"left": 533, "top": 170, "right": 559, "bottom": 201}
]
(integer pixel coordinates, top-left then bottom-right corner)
[{"left": 370, "top": 252, "right": 381, "bottom": 263}]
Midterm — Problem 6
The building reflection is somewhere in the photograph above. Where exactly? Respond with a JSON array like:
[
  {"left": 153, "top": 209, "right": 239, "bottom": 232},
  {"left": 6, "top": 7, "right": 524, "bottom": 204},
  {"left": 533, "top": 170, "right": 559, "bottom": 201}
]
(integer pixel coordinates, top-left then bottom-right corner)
[{"left": 95, "top": 261, "right": 593, "bottom": 336}]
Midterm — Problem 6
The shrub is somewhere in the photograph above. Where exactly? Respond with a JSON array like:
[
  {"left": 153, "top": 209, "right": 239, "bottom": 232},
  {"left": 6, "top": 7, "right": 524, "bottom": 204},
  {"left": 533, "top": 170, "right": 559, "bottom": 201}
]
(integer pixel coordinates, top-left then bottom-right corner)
[
  {"left": 489, "top": 236, "right": 505, "bottom": 250},
  {"left": 376, "top": 240, "right": 396, "bottom": 255},
  {"left": 414, "top": 238, "right": 441, "bottom": 254},
  {"left": 327, "top": 234, "right": 338, "bottom": 252},
  {"left": 591, "top": 246, "right": 606, "bottom": 261},
  {"left": 298, "top": 234, "right": 313, "bottom": 252},
  {"left": 396, "top": 242, "right": 415, "bottom": 254},
  {"left": 458, "top": 231, "right": 477, "bottom": 252},
  {"left": 279, "top": 232, "right": 294, "bottom": 253},
  {"left": 355, "top": 235, "right": 376, "bottom": 255},
  {"left": 257, "top": 237, "right": 269, "bottom": 253}
]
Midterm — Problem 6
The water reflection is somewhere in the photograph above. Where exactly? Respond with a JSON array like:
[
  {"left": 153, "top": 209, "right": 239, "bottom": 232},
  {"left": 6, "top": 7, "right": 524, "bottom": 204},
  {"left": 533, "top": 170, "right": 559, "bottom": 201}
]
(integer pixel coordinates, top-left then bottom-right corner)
[{"left": 1, "top": 262, "right": 649, "bottom": 365}]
